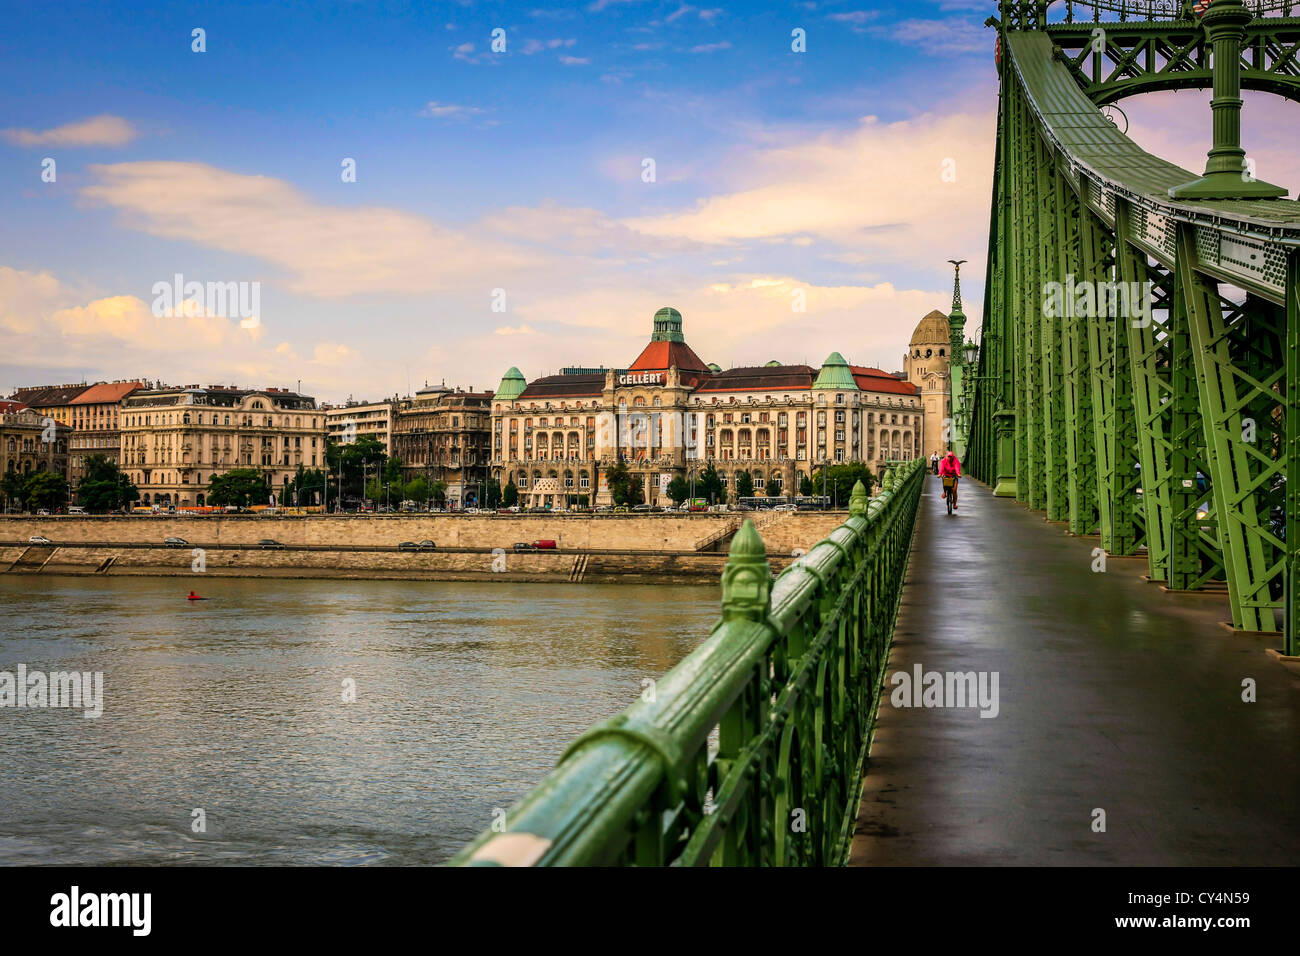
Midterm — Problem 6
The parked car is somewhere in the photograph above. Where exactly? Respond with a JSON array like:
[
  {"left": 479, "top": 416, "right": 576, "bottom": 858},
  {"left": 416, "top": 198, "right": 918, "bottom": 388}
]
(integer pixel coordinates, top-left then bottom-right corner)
[
  {"left": 164, "top": 536, "right": 189, "bottom": 547},
  {"left": 417, "top": 540, "right": 436, "bottom": 551},
  {"left": 67, "top": 506, "right": 86, "bottom": 515},
  {"left": 534, "top": 539, "right": 558, "bottom": 550},
  {"left": 257, "top": 539, "right": 285, "bottom": 549},
  {"left": 398, "top": 541, "right": 418, "bottom": 551},
  {"left": 774, "top": 503, "right": 798, "bottom": 512},
  {"left": 36, "top": 509, "right": 50, "bottom": 516},
  {"left": 689, "top": 505, "right": 708, "bottom": 512},
  {"left": 28, "top": 534, "right": 53, "bottom": 545},
  {"left": 632, "top": 504, "right": 652, "bottom": 512},
  {"left": 513, "top": 541, "right": 538, "bottom": 551}
]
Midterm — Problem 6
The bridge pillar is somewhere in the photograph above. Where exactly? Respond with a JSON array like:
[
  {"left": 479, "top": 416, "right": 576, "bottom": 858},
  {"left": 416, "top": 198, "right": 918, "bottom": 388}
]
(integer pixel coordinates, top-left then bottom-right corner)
[
  {"left": 1169, "top": 0, "right": 1288, "bottom": 200},
  {"left": 992, "top": 409, "right": 1017, "bottom": 497}
]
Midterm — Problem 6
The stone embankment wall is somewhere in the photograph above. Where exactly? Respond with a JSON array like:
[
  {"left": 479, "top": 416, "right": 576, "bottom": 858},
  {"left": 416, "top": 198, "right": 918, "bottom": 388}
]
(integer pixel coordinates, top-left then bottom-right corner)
[
  {"left": 1, "top": 512, "right": 843, "bottom": 554},
  {"left": 0, "top": 512, "right": 843, "bottom": 583}
]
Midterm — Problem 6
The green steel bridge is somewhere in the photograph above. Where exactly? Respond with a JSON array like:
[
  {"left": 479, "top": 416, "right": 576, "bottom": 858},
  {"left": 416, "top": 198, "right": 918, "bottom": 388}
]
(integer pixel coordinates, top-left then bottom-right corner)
[
  {"left": 451, "top": 0, "right": 1300, "bottom": 866},
  {"left": 966, "top": 0, "right": 1300, "bottom": 651}
]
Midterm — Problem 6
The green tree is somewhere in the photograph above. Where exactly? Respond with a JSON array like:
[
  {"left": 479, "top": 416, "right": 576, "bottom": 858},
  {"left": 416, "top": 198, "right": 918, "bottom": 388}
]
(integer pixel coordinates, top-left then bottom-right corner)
[
  {"left": 383, "top": 457, "right": 404, "bottom": 485},
  {"left": 503, "top": 481, "right": 519, "bottom": 507},
  {"left": 431, "top": 481, "right": 447, "bottom": 507},
  {"left": 809, "top": 463, "right": 875, "bottom": 505},
  {"left": 208, "top": 469, "right": 268, "bottom": 508},
  {"left": 483, "top": 479, "right": 502, "bottom": 508},
  {"left": 23, "top": 470, "right": 69, "bottom": 511},
  {"left": 405, "top": 476, "right": 429, "bottom": 505},
  {"left": 626, "top": 474, "right": 645, "bottom": 506},
  {"left": 734, "top": 470, "right": 754, "bottom": 499},
  {"left": 605, "top": 461, "right": 631, "bottom": 505},
  {"left": 697, "top": 464, "right": 723, "bottom": 504},
  {"left": 327, "top": 435, "right": 387, "bottom": 501},
  {"left": 666, "top": 475, "right": 690, "bottom": 506},
  {"left": 1, "top": 472, "right": 26, "bottom": 512},
  {"left": 799, "top": 475, "right": 814, "bottom": 497},
  {"left": 293, "top": 466, "right": 327, "bottom": 505},
  {"left": 77, "top": 454, "right": 139, "bottom": 513}
]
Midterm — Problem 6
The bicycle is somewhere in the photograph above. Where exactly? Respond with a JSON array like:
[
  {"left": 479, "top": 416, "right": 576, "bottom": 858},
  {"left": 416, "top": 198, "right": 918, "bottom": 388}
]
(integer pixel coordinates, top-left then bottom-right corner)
[{"left": 942, "top": 474, "right": 957, "bottom": 515}]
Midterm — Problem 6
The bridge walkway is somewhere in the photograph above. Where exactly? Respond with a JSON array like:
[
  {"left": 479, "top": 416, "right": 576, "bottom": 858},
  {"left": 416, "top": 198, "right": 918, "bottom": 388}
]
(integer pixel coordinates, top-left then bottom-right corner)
[{"left": 849, "top": 476, "right": 1300, "bottom": 865}]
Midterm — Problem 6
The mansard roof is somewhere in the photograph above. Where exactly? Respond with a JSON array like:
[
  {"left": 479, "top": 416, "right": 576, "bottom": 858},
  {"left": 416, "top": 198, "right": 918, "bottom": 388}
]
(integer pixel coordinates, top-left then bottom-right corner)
[{"left": 516, "top": 373, "right": 606, "bottom": 400}]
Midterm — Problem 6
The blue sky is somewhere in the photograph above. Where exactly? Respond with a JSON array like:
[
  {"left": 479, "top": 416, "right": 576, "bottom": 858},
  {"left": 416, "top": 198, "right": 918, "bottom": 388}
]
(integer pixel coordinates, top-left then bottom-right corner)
[{"left": 2, "top": 0, "right": 1295, "bottom": 401}]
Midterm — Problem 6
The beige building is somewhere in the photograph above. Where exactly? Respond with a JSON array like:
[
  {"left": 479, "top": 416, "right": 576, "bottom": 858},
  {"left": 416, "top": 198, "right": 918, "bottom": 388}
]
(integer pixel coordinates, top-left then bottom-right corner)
[
  {"left": 67, "top": 380, "right": 146, "bottom": 489},
  {"left": 391, "top": 386, "right": 493, "bottom": 508},
  {"left": 120, "top": 385, "right": 326, "bottom": 508},
  {"left": 905, "top": 310, "right": 954, "bottom": 462},
  {"left": 324, "top": 399, "right": 397, "bottom": 452},
  {"left": 491, "top": 307, "right": 924, "bottom": 507},
  {"left": 1, "top": 402, "right": 71, "bottom": 507}
]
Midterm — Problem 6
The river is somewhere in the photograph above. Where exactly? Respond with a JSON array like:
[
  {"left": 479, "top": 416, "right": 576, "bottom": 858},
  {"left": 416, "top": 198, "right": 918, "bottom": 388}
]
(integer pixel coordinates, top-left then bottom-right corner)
[{"left": 0, "top": 576, "right": 718, "bottom": 865}]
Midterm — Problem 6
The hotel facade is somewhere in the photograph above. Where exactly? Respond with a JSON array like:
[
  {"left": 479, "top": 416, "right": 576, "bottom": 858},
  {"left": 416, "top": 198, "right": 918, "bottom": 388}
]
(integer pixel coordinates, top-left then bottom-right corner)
[{"left": 490, "top": 307, "right": 929, "bottom": 508}]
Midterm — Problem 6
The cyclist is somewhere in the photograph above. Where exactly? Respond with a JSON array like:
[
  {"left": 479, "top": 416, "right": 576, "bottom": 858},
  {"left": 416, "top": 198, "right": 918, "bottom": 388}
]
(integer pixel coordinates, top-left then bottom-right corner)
[{"left": 938, "top": 450, "right": 961, "bottom": 512}]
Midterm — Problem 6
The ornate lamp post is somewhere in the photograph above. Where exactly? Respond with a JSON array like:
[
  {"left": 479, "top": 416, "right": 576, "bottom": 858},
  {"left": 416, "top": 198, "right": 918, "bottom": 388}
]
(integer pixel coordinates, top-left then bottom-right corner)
[{"left": 1170, "top": 0, "right": 1288, "bottom": 199}]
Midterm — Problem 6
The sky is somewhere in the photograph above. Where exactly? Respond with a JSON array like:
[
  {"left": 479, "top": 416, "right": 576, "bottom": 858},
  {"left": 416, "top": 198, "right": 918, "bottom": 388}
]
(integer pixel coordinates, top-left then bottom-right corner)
[{"left": 1, "top": 0, "right": 1297, "bottom": 403}]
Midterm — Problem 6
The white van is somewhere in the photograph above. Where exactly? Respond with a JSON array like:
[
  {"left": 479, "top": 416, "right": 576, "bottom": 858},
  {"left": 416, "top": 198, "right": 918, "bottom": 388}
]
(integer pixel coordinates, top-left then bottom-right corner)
[{"left": 67, "top": 506, "right": 86, "bottom": 515}]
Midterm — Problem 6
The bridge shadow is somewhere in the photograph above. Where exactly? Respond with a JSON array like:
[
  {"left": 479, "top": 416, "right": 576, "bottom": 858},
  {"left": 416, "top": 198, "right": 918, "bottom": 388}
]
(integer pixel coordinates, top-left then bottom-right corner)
[{"left": 849, "top": 475, "right": 1300, "bottom": 866}]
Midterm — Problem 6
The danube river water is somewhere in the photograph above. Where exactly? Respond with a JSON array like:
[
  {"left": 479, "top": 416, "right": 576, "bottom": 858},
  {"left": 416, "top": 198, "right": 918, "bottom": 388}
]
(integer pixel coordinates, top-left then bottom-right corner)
[{"left": 0, "top": 576, "right": 718, "bottom": 865}]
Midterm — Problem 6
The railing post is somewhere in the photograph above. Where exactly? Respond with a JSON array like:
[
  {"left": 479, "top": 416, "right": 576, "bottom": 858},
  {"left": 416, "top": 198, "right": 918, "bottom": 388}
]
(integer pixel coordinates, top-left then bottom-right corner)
[
  {"left": 720, "top": 519, "right": 772, "bottom": 622},
  {"left": 849, "top": 480, "right": 869, "bottom": 517}
]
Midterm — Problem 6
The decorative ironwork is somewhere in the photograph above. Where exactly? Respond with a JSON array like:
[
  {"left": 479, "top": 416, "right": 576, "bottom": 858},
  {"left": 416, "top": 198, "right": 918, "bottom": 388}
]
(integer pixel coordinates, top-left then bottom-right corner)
[
  {"left": 1056, "top": 0, "right": 1294, "bottom": 19},
  {"left": 452, "top": 461, "right": 926, "bottom": 866},
  {"left": 969, "top": 15, "right": 1300, "bottom": 654}
]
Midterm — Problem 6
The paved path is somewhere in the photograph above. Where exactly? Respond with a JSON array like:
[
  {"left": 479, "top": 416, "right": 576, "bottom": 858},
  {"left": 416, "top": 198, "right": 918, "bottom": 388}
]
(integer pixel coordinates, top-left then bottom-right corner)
[{"left": 848, "top": 476, "right": 1300, "bottom": 865}]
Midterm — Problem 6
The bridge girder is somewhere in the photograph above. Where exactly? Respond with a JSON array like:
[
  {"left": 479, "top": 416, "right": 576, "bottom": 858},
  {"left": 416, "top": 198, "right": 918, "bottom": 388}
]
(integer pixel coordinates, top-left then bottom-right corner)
[
  {"left": 1046, "top": 20, "right": 1300, "bottom": 106},
  {"left": 969, "top": 10, "right": 1300, "bottom": 651}
]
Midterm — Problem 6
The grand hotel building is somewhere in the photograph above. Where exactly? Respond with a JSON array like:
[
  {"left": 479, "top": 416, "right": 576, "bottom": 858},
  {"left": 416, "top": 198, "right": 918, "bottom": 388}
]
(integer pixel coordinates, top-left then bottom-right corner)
[{"left": 490, "top": 307, "right": 928, "bottom": 507}]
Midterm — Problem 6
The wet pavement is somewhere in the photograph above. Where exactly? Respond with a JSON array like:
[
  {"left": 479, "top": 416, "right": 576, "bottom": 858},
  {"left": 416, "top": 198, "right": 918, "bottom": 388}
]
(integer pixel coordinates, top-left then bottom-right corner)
[{"left": 848, "top": 476, "right": 1300, "bottom": 865}]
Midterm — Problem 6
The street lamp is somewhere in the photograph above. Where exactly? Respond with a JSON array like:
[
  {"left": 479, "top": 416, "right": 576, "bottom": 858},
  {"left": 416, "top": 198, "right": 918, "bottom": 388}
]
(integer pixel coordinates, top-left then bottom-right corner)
[{"left": 963, "top": 341, "right": 979, "bottom": 367}]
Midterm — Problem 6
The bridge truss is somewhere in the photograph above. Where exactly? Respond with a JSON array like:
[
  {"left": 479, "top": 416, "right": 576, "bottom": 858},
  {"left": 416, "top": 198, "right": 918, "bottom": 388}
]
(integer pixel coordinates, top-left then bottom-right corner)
[{"left": 967, "top": 0, "right": 1300, "bottom": 651}]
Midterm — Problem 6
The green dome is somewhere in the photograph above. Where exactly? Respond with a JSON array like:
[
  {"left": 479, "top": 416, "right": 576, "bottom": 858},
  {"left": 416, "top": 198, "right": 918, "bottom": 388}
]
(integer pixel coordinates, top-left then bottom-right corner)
[
  {"left": 812, "top": 352, "right": 860, "bottom": 390},
  {"left": 765, "top": 359, "right": 781, "bottom": 367},
  {"left": 494, "top": 366, "right": 527, "bottom": 401},
  {"left": 708, "top": 363, "right": 722, "bottom": 373},
  {"left": 652, "top": 306, "right": 685, "bottom": 343}
]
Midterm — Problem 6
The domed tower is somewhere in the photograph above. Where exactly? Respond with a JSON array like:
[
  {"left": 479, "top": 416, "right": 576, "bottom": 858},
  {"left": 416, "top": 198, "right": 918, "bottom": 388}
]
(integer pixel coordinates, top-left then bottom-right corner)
[
  {"left": 905, "top": 311, "right": 952, "bottom": 460},
  {"left": 493, "top": 366, "right": 527, "bottom": 401}
]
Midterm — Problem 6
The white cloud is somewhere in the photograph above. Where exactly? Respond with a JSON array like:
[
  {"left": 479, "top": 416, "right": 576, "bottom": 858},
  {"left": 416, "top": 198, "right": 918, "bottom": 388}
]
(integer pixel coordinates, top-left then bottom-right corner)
[
  {"left": 0, "top": 266, "right": 398, "bottom": 400},
  {"left": 80, "top": 162, "right": 537, "bottom": 298},
  {"left": 620, "top": 110, "right": 994, "bottom": 272},
  {"left": 2, "top": 114, "right": 137, "bottom": 148},
  {"left": 420, "top": 101, "right": 486, "bottom": 118},
  {"left": 891, "top": 18, "right": 988, "bottom": 56},
  {"left": 690, "top": 41, "right": 731, "bottom": 53},
  {"left": 522, "top": 37, "right": 576, "bottom": 54},
  {"left": 559, "top": 55, "right": 591, "bottom": 65}
]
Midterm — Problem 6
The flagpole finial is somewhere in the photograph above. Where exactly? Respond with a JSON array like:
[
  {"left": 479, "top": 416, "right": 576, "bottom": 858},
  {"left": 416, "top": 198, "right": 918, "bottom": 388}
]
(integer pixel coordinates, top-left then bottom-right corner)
[{"left": 947, "top": 259, "right": 967, "bottom": 314}]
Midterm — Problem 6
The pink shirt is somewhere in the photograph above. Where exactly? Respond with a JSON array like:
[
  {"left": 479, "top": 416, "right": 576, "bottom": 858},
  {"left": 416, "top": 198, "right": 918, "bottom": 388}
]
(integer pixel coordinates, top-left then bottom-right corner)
[{"left": 938, "top": 454, "right": 961, "bottom": 478}]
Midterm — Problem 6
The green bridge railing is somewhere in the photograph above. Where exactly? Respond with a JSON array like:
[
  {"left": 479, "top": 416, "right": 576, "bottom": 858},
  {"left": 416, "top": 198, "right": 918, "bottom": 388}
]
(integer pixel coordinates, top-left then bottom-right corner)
[{"left": 451, "top": 459, "right": 926, "bottom": 867}]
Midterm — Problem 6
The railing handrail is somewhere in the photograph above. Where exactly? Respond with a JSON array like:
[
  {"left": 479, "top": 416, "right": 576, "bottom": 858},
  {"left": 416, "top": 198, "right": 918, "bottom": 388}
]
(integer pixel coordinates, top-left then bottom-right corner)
[{"left": 451, "top": 458, "right": 926, "bottom": 866}]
